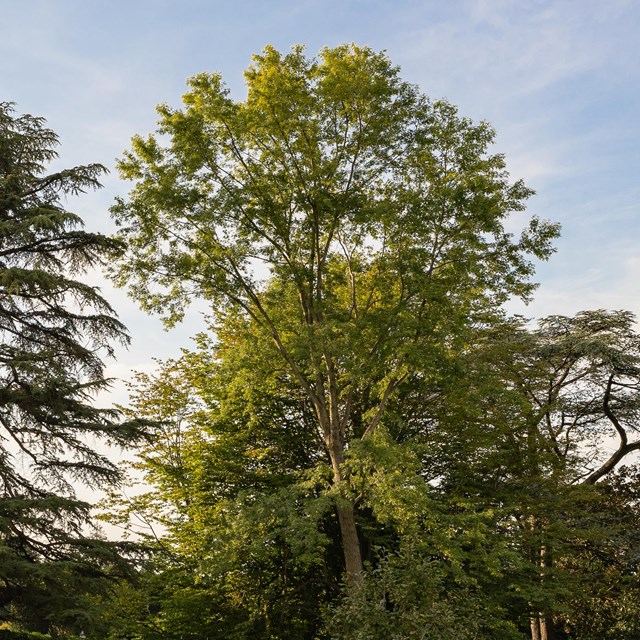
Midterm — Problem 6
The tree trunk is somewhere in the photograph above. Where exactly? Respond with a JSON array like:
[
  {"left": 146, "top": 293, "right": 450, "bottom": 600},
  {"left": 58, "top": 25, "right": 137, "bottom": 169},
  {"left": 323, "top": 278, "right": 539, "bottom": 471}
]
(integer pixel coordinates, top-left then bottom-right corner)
[
  {"left": 530, "top": 543, "right": 556, "bottom": 640},
  {"left": 540, "top": 615, "right": 556, "bottom": 640},
  {"left": 530, "top": 615, "right": 556, "bottom": 640},
  {"left": 336, "top": 501, "right": 363, "bottom": 584},
  {"left": 530, "top": 618, "right": 542, "bottom": 640},
  {"left": 328, "top": 444, "right": 363, "bottom": 584}
]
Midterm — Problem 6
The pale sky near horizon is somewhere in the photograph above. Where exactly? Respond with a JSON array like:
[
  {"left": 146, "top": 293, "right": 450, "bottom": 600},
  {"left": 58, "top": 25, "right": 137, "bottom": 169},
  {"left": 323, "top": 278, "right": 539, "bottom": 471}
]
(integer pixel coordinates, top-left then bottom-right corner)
[{"left": 2, "top": 0, "right": 639, "bottom": 408}]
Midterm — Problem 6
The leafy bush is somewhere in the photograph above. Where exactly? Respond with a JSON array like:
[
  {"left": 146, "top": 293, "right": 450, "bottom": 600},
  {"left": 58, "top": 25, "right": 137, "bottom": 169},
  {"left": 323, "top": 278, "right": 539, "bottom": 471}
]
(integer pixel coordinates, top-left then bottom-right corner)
[{"left": 0, "top": 630, "right": 50, "bottom": 640}]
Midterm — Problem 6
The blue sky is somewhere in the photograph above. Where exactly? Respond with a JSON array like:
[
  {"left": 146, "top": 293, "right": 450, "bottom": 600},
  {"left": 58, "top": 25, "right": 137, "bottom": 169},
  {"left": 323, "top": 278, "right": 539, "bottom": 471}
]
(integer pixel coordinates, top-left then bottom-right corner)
[{"left": 2, "top": 0, "right": 639, "bottom": 403}]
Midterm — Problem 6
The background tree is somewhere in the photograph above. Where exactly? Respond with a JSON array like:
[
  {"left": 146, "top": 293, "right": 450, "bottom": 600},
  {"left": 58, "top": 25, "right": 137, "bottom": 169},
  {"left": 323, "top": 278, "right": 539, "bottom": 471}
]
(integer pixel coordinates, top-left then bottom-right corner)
[
  {"left": 0, "top": 102, "right": 142, "bottom": 634},
  {"left": 111, "top": 44, "right": 559, "bottom": 583},
  {"left": 417, "top": 310, "right": 640, "bottom": 639},
  {"left": 104, "top": 338, "right": 337, "bottom": 640}
]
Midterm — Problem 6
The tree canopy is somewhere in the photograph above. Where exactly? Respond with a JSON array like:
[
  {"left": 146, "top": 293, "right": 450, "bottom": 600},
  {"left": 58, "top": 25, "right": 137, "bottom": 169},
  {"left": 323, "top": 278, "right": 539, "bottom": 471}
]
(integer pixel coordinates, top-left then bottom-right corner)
[{"left": 111, "top": 43, "right": 559, "bottom": 584}]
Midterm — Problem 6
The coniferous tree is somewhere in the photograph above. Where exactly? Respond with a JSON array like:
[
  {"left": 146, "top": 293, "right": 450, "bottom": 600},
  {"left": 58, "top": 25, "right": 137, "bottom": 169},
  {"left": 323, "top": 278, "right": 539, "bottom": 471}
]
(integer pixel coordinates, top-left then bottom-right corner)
[{"left": 0, "top": 102, "right": 141, "bottom": 633}]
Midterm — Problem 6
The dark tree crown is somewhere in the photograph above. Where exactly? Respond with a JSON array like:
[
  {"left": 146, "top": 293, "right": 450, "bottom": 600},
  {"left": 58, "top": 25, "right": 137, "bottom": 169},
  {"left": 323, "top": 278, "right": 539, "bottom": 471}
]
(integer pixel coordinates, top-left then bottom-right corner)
[{"left": 0, "top": 102, "right": 141, "bottom": 632}]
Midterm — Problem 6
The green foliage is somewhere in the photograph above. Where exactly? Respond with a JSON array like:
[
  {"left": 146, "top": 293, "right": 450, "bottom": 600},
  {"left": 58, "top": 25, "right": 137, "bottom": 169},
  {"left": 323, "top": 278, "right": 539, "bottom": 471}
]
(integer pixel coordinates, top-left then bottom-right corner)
[
  {"left": 112, "top": 42, "right": 558, "bottom": 586},
  {"left": 0, "top": 103, "right": 144, "bottom": 633},
  {"left": 405, "top": 310, "right": 640, "bottom": 637},
  {"left": 0, "top": 630, "right": 50, "bottom": 640},
  {"left": 104, "top": 43, "right": 640, "bottom": 639},
  {"left": 327, "top": 544, "right": 524, "bottom": 640},
  {"left": 557, "top": 466, "right": 640, "bottom": 639},
  {"left": 102, "top": 345, "right": 335, "bottom": 639}
]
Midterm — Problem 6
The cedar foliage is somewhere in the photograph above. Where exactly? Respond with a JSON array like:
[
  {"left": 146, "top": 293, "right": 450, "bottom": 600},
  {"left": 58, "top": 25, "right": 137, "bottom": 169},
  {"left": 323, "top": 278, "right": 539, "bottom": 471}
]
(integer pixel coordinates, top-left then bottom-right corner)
[{"left": 0, "top": 103, "right": 141, "bottom": 633}]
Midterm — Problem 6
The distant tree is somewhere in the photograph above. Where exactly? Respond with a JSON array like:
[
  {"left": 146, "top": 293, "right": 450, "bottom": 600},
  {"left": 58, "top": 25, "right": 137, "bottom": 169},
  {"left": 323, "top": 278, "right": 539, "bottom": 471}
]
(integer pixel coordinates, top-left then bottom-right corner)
[
  {"left": 0, "top": 102, "right": 142, "bottom": 633},
  {"left": 420, "top": 310, "right": 640, "bottom": 639},
  {"left": 506, "top": 310, "right": 640, "bottom": 640}
]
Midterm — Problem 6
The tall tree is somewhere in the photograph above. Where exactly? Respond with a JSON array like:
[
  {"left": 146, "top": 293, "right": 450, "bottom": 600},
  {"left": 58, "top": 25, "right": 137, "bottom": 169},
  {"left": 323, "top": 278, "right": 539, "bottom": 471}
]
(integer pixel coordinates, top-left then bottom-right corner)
[
  {"left": 111, "top": 44, "right": 559, "bottom": 582},
  {"left": 0, "top": 102, "right": 141, "bottom": 632}
]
